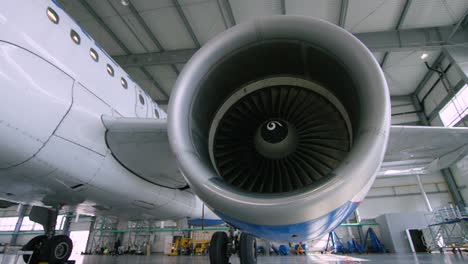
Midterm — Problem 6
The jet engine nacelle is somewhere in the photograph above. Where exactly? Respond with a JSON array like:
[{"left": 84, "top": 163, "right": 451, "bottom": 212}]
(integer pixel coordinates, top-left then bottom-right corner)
[{"left": 168, "top": 16, "right": 390, "bottom": 241}]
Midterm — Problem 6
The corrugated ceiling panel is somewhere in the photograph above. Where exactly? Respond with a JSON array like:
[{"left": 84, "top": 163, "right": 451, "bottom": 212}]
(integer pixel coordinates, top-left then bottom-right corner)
[
  {"left": 346, "top": 0, "right": 405, "bottom": 33},
  {"left": 285, "top": 0, "right": 341, "bottom": 25},
  {"left": 178, "top": 0, "right": 226, "bottom": 45},
  {"left": 383, "top": 50, "right": 439, "bottom": 95},
  {"left": 125, "top": 68, "right": 167, "bottom": 100},
  {"left": 132, "top": 0, "right": 195, "bottom": 49},
  {"left": 104, "top": 0, "right": 161, "bottom": 53},
  {"left": 88, "top": 1, "right": 147, "bottom": 54},
  {"left": 230, "top": 0, "right": 282, "bottom": 24},
  {"left": 402, "top": 0, "right": 468, "bottom": 29},
  {"left": 75, "top": 20, "right": 127, "bottom": 55},
  {"left": 56, "top": 0, "right": 91, "bottom": 21},
  {"left": 146, "top": 65, "right": 178, "bottom": 96}
]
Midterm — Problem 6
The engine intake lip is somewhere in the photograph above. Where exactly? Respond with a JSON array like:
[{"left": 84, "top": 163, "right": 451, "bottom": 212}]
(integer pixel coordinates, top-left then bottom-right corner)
[
  {"left": 168, "top": 16, "right": 390, "bottom": 226},
  {"left": 208, "top": 77, "right": 353, "bottom": 193}
]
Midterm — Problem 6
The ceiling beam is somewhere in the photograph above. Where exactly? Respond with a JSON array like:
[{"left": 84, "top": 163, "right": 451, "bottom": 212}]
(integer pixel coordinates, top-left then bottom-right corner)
[
  {"left": 113, "top": 49, "right": 197, "bottom": 67},
  {"left": 78, "top": 0, "right": 168, "bottom": 98},
  {"left": 381, "top": 0, "right": 413, "bottom": 67},
  {"left": 113, "top": 25, "right": 468, "bottom": 68},
  {"left": 355, "top": 25, "right": 468, "bottom": 52},
  {"left": 78, "top": 0, "right": 130, "bottom": 54},
  {"left": 217, "top": 0, "right": 236, "bottom": 28},
  {"left": 447, "top": 8, "right": 468, "bottom": 42},
  {"left": 338, "top": 0, "right": 348, "bottom": 28},
  {"left": 172, "top": 0, "right": 201, "bottom": 47}
]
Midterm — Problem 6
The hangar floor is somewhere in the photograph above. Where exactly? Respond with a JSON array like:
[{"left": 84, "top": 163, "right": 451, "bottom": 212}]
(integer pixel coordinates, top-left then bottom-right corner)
[
  {"left": 62, "top": 253, "right": 468, "bottom": 263},
  {"left": 1, "top": 253, "right": 467, "bottom": 263}
]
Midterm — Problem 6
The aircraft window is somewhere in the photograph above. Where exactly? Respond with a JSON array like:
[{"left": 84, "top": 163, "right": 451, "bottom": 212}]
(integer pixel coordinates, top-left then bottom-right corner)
[
  {"left": 154, "top": 109, "right": 160, "bottom": 119},
  {"left": 89, "top": 48, "right": 99, "bottom": 62},
  {"left": 47, "top": 7, "right": 59, "bottom": 24},
  {"left": 106, "top": 64, "right": 114, "bottom": 77},
  {"left": 70, "top": 30, "right": 80, "bottom": 45},
  {"left": 139, "top": 94, "right": 145, "bottom": 105},
  {"left": 121, "top": 77, "right": 128, "bottom": 89}
]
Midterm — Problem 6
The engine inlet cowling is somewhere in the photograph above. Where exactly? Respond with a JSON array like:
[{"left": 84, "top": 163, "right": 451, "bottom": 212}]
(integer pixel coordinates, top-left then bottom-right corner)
[{"left": 168, "top": 16, "right": 390, "bottom": 234}]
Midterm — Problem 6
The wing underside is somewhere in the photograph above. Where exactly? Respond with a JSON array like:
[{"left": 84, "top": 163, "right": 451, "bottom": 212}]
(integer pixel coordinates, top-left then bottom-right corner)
[
  {"left": 103, "top": 116, "right": 468, "bottom": 181},
  {"left": 102, "top": 116, "right": 188, "bottom": 189},
  {"left": 380, "top": 126, "right": 468, "bottom": 176}
]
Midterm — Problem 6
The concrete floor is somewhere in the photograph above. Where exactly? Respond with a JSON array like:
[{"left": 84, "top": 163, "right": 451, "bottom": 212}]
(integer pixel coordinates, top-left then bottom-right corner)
[{"left": 1, "top": 253, "right": 467, "bottom": 263}]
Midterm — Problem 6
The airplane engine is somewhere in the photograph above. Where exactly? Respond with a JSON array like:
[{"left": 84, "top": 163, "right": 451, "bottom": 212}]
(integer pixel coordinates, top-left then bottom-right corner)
[{"left": 168, "top": 16, "right": 390, "bottom": 241}]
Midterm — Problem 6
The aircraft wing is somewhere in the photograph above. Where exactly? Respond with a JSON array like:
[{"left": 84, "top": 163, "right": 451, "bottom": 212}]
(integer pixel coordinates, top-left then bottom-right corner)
[
  {"left": 379, "top": 126, "right": 468, "bottom": 176},
  {"left": 102, "top": 116, "right": 188, "bottom": 189},
  {"left": 103, "top": 117, "right": 468, "bottom": 180}
]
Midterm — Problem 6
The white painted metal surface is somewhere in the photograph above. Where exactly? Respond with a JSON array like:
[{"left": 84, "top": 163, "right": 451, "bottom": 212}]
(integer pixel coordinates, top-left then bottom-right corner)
[
  {"left": 0, "top": 0, "right": 466, "bottom": 236},
  {"left": 0, "top": 42, "right": 73, "bottom": 168},
  {"left": 0, "top": 0, "right": 206, "bottom": 221}
]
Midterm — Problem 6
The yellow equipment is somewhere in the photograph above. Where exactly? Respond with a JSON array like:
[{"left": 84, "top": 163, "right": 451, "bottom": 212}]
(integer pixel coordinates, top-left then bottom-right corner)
[
  {"left": 170, "top": 238, "right": 193, "bottom": 256},
  {"left": 193, "top": 240, "right": 210, "bottom": 255}
]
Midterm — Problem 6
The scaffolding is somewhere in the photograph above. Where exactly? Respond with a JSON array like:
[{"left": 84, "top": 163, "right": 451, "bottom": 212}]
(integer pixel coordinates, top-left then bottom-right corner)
[
  {"left": 423, "top": 206, "right": 468, "bottom": 253},
  {"left": 125, "top": 220, "right": 159, "bottom": 254},
  {"left": 86, "top": 216, "right": 119, "bottom": 254}
]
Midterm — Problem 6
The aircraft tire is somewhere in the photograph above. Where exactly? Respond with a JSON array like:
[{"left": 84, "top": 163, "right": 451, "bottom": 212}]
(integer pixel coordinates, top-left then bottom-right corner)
[
  {"left": 22, "top": 235, "right": 48, "bottom": 264},
  {"left": 239, "top": 233, "right": 257, "bottom": 264},
  {"left": 209, "top": 231, "right": 229, "bottom": 264},
  {"left": 47, "top": 235, "right": 73, "bottom": 264}
]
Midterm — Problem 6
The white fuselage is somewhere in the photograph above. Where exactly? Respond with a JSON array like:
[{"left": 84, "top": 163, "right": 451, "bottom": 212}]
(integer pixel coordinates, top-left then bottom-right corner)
[{"left": 0, "top": 0, "right": 205, "bottom": 220}]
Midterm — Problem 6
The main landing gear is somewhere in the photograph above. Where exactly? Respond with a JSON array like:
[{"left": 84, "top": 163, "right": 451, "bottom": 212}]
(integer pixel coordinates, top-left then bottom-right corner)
[
  {"left": 22, "top": 206, "right": 73, "bottom": 264},
  {"left": 209, "top": 228, "right": 257, "bottom": 264}
]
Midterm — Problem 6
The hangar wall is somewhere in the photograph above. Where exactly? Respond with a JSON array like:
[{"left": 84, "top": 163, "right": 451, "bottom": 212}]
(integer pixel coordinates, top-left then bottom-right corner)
[{"left": 359, "top": 171, "right": 453, "bottom": 219}]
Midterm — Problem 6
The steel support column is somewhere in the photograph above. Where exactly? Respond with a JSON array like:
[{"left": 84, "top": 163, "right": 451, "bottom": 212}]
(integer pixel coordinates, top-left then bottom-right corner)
[
  {"left": 353, "top": 209, "right": 364, "bottom": 244},
  {"left": 217, "top": 0, "right": 236, "bottom": 28},
  {"left": 411, "top": 93, "right": 429, "bottom": 125},
  {"left": 339, "top": 0, "right": 348, "bottom": 28},
  {"left": 441, "top": 168, "right": 466, "bottom": 209},
  {"left": 61, "top": 212, "right": 73, "bottom": 236},
  {"left": 443, "top": 46, "right": 468, "bottom": 84},
  {"left": 415, "top": 175, "right": 433, "bottom": 212}
]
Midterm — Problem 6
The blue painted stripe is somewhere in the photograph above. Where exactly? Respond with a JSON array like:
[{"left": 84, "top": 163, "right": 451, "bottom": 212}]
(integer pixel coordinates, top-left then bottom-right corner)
[
  {"left": 94, "top": 41, "right": 119, "bottom": 67},
  {"left": 51, "top": 0, "right": 63, "bottom": 10},
  {"left": 215, "top": 201, "right": 358, "bottom": 242}
]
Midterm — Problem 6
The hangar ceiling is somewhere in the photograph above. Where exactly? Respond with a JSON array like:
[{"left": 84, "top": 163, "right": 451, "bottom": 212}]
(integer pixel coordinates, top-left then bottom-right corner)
[{"left": 56, "top": 0, "right": 468, "bottom": 116}]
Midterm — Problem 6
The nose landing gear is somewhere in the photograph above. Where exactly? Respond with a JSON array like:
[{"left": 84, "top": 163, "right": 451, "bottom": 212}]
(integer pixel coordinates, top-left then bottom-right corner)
[
  {"left": 209, "top": 228, "right": 257, "bottom": 264},
  {"left": 22, "top": 206, "right": 73, "bottom": 264},
  {"left": 23, "top": 235, "right": 73, "bottom": 264}
]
